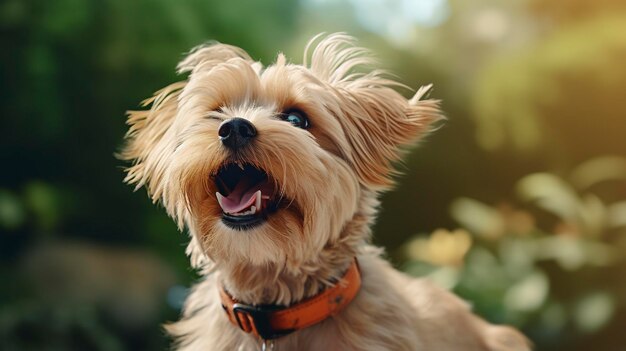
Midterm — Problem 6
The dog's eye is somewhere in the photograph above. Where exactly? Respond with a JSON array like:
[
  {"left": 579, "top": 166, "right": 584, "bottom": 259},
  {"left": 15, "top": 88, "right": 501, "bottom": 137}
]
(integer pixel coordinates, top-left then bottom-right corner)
[{"left": 280, "top": 110, "right": 309, "bottom": 129}]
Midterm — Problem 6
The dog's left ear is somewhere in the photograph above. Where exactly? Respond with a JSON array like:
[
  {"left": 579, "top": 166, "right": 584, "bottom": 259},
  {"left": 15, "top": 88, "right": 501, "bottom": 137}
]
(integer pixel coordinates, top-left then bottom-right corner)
[
  {"left": 119, "top": 43, "right": 253, "bottom": 216},
  {"left": 307, "top": 34, "right": 443, "bottom": 189}
]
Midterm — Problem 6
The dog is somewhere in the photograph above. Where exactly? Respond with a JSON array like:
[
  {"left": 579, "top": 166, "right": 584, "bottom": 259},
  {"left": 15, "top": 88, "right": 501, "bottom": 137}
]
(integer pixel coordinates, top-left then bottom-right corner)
[{"left": 120, "top": 33, "right": 530, "bottom": 351}]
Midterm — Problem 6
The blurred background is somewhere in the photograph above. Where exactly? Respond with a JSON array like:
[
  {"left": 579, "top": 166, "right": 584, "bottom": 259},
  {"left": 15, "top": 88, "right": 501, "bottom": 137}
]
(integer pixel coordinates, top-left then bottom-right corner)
[{"left": 1, "top": 0, "right": 625, "bottom": 350}]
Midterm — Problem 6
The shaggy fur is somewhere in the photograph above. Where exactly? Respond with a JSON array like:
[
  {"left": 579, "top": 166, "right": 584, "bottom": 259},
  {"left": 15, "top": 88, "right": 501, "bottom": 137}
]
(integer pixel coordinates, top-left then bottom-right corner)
[{"left": 121, "top": 33, "right": 530, "bottom": 351}]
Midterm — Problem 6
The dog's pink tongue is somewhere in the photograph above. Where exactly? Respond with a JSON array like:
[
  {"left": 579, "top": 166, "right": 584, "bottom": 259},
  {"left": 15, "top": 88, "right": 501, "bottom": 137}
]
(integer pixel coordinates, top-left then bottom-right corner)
[
  {"left": 218, "top": 186, "right": 259, "bottom": 214},
  {"left": 216, "top": 176, "right": 272, "bottom": 214}
]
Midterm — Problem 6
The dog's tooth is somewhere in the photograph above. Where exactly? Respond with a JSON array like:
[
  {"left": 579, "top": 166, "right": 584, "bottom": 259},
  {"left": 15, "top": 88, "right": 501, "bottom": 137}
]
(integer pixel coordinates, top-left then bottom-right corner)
[
  {"left": 251, "top": 206, "right": 256, "bottom": 215},
  {"left": 238, "top": 162, "right": 244, "bottom": 170},
  {"left": 261, "top": 195, "right": 270, "bottom": 200},
  {"left": 255, "top": 190, "right": 261, "bottom": 210},
  {"left": 216, "top": 192, "right": 225, "bottom": 210}
]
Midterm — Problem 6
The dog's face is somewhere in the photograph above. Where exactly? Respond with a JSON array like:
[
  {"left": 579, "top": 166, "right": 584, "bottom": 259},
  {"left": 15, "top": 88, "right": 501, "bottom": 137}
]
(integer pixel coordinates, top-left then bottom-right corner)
[{"left": 121, "top": 34, "right": 440, "bottom": 270}]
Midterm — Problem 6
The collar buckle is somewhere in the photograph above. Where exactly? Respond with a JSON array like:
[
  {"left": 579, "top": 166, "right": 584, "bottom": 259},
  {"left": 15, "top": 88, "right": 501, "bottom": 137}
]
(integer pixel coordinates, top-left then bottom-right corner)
[{"left": 232, "top": 303, "right": 294, "bottom": 340}]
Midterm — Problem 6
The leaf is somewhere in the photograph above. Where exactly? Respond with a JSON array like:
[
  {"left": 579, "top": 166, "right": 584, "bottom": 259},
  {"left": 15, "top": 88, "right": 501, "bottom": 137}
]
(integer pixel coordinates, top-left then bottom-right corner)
[
  {"left": 607, "top": 201, "right": 626, "bottom": 229},
  {"left": 450, "top": 197, "right": 505, "bottom": 239},
  {"left": 535, "top": 236, "right": 585, "bottom": 270},
  {"left": 462, "top": 247, "right": 508, "bottom": 292},
  {"left": 503, "top": 270, "right": 549, "bottom": 312},
  {"left": 574, "top": 292, "right": 615, "bottom": 333},
  {"left": 23, "top": 181, "right": 61, "bottom": 232},
  {"left": 516, "top": 173, "right": 580, "bottom": 222},
  {"left": 577, "top": 194, "right": 607, "bottom": 237},
  {"left": 0, "top": 189, "right": 25, "bottom": 230},
  {"left": 569, "top": 156, "right": 626, "bottom": 190},
  {"left": 498, "top": 238, "right": 534, "bottom": 278},
  {"left": 534, "top": 236, "right": 614, "bottom": 270}
]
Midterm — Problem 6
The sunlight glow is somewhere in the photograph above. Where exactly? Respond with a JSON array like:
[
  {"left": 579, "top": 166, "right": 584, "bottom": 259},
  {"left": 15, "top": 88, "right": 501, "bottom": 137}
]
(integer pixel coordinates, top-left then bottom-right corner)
[{"left": 304, "top": 0, "right": 449, "bottom": 47}]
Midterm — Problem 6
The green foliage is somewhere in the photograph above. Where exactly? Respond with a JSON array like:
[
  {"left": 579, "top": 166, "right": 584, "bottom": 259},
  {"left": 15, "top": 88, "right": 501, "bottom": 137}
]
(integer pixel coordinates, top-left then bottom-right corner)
[
  {"left": 402, "top": 156, "right": 626, "bottom": 348},
  {"left": 472, "top": 13, "right": 626, "bottom": 155},
  {"left": 0, "top": 0, "right": 300, "bottom": 349},
  {"left": 0, "top": 190, "right": 25, "bottom": 230}
]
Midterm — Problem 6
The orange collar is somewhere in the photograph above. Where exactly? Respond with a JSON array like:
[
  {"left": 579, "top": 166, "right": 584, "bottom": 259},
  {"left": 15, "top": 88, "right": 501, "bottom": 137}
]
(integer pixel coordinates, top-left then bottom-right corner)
[{"left": 219, "top": 259, "right": 361, "bottom": 340}]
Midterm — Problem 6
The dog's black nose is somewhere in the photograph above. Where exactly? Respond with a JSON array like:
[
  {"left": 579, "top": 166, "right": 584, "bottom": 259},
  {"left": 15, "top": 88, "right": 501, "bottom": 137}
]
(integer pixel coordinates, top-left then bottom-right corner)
[{"left": 218, "top": 118, "right": 257, "bottom": 149}]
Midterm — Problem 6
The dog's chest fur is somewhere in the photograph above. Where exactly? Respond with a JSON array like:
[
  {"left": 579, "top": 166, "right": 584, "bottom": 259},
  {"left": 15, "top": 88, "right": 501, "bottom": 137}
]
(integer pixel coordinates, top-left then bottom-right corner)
[{"left": 167, "top": 247, "right": 520, "bottom": 351}]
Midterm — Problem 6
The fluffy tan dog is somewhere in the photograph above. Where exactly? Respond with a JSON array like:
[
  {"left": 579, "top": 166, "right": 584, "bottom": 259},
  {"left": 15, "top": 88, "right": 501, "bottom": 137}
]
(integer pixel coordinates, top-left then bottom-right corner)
[{"left": 121, "top": 33, "right": 530, "bottom": 351}]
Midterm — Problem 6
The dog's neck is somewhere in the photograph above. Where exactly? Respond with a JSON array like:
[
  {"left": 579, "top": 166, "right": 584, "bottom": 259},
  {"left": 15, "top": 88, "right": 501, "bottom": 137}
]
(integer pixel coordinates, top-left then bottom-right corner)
[
  {"left": 218, "top": 244, "right": 358, "bottom": 306},
  {"left": 209, "top": 190, "right": 379, "bottom": 306}
]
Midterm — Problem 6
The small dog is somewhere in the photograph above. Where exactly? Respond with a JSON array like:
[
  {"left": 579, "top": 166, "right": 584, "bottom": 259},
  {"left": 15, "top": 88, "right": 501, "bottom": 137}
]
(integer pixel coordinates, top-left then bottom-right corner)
[{"left": 121, "top": 34, "right": 530, "bottom": 351}]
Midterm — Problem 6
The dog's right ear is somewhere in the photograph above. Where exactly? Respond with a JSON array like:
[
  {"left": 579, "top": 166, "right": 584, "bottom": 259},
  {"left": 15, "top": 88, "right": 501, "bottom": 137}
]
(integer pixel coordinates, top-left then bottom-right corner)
[
  {"left": 176, "top": 42, "right": 253, "bottom": 74},
  {"left": 119, "top": 43, "right": 251, "bottom": 208},
  {"left": 306, "top": 33, "right": 442, "bottom": 190}
]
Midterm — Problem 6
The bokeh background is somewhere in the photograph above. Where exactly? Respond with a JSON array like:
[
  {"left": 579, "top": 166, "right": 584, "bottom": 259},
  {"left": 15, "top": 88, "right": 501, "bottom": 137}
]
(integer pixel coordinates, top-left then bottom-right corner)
[{"left": 1, "top": 0, "right": 626, "bottom": 350}]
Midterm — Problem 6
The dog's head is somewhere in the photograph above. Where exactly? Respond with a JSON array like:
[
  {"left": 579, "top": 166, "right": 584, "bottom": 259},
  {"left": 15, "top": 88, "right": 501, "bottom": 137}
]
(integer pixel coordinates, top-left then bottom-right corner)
[{"left": 120, "top": 34, "right": 441, "bottom": 271}]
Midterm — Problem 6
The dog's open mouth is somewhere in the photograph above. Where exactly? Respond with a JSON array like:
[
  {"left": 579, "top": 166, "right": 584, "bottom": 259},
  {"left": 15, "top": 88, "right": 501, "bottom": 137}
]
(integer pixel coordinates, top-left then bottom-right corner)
[{"left": 213, "top": 163, "right": 277, "bottom": 229}]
